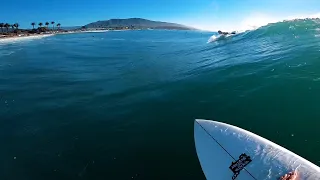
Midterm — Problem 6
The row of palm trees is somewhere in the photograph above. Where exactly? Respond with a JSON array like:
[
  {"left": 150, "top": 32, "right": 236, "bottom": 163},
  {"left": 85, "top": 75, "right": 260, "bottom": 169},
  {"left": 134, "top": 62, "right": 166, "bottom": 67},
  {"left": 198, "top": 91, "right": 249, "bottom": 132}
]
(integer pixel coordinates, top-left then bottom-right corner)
[
  {"left": 0, "top": 23, "right": 19, "bottom": 33},
  {"left": 0, "top": 21, "right": 62, "bottom": 34},
  {"left": 31, "top": 21, "right": 61, "bottom": 30}
]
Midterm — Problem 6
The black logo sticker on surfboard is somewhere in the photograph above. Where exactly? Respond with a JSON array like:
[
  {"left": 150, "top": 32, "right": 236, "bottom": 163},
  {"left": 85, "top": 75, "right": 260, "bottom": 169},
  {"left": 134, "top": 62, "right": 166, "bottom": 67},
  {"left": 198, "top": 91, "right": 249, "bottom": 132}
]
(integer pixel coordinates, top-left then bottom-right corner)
[{"left": 229, "top": 153, "right": 252, "bottom": 180}]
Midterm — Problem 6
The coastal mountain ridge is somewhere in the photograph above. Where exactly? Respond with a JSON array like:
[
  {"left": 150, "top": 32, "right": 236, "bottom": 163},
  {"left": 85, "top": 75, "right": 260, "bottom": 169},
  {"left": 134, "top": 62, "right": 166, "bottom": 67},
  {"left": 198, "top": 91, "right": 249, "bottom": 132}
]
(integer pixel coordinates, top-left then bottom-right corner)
[{"left": 84, "top": 18, "right": 196, "bottom": 30}]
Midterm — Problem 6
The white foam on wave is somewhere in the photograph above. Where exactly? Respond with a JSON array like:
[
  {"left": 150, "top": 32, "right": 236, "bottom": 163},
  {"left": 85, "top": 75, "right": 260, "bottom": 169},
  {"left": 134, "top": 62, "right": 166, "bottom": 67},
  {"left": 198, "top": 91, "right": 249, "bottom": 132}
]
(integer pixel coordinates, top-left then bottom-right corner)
[
  {"left": 207, "top": 35, "right": 218, "bottom": 43},
  {"left": 238, "top": 12, "right": 320, "bottom": 32},
  {"left": 202, "top": 12, "right": 320, "bottom": 33},
  {"left": 239, "top": 14, "right": 278, "bottom": 31},
  {"left": 206, "top": 12, "right": 320, "bottom": 44},
  {"left": 0, "top": 34, "right": 54, "bottom": 44},
  {"left": 207, "top": 34, "right": 236, "bottom": 43}
]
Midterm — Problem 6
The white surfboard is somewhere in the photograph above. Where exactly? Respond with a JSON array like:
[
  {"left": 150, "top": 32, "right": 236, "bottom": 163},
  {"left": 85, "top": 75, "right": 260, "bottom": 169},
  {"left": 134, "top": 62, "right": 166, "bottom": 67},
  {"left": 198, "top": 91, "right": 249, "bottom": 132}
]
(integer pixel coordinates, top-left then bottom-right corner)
[
  {"left": 194, "top": 119, "right": 320, "bottom": 180},
  {"left": 207, "top": 34, "right": 235, "bottom": 43}
]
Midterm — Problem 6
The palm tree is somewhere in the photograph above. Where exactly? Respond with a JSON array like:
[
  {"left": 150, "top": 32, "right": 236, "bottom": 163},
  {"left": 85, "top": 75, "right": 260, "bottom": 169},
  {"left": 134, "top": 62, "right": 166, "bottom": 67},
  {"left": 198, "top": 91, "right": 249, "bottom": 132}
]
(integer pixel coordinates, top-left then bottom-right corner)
[
  {"left": 31, "top": 22, "right": 36, "bottom": 29},
  {"left": 4, "top": 23, "right": 10, "bottom": 33},
  {"left": 56, "top": 23, "right": 61, "bottom": 30},
  {"left": 11, "top": 25, "right": 15, "bottom": 32},
  {"left": 45, "top": 22, "right": 49, "bottom": 28},
  {"left": 13, "top": 23, "right": 19, "bottom": 34},
  {"left": 38, "top": 22, "right": 43, "bottom": 27},
  {"left": 0, "top": 23, "right": 4, "bottom": 33},
  {"left": 14, "top": 23, "right": 19, "bottom": 30},
  {"left": 51, "top": 21, "right": 55, "bottom": 30}
]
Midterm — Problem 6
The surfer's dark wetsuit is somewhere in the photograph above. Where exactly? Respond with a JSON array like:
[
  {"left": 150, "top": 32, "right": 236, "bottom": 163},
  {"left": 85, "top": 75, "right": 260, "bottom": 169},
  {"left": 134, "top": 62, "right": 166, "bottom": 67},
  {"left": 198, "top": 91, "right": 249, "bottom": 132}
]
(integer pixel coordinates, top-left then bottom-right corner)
[{"left": 218, "top": 30, "right": 236, "bottom": 35}]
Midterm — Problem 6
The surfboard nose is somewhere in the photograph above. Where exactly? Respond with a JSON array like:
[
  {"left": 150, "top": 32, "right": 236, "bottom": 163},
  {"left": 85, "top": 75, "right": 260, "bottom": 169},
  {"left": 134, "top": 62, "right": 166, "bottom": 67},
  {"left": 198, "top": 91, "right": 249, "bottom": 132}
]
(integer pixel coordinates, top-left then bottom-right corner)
[
  {"left": 195, "top": 119, "right": 209, "bottom": 125},
  {"left": 194, "top": 119, "right": 320, "bottom": 180},
  {"left": 195, "top": 119, "right": 226, "bottom": 130}
]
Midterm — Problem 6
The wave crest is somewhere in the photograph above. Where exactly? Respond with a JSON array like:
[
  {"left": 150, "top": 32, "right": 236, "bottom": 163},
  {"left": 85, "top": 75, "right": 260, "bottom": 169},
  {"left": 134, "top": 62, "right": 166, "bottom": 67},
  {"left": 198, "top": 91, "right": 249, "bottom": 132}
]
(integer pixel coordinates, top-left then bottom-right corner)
[
  {"left": 208, "top": 18, "right": 320, "bottom": 45},
  {"left": 249, "top": 18, "right": 320, "bottom": 38}
]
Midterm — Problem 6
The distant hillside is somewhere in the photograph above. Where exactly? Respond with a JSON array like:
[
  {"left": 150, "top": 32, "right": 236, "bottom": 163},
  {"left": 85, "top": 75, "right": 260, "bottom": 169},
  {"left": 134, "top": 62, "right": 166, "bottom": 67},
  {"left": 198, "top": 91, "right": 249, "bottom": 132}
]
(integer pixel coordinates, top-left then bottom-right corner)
[{"left": 84, "top": 18, "right": 196, "bottom": 30}]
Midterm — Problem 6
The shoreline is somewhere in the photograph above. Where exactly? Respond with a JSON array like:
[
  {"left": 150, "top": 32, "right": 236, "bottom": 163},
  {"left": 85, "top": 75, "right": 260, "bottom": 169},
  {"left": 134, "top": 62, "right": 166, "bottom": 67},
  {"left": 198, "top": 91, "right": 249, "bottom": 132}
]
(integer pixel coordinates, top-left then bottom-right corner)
[
  {"left": 0, "top": 30, "right": 111, "bottom": 43},
  {"left": 0, "top": 34, "right": 54, "bottom": 43},
  {"left": 0, "top": 28, "right": 188, "bottom": 44}
]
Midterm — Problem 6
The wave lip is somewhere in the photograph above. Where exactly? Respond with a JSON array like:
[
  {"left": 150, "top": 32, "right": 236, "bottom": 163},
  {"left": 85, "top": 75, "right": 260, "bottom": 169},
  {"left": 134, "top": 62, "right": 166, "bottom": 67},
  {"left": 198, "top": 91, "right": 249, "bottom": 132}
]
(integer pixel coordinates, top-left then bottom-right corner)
[
  {"left": 208, "top": 17, "right": 320, "bottom": 44},
  {"left": 238, "top": 13, "right": 320, "bottom": 32}
]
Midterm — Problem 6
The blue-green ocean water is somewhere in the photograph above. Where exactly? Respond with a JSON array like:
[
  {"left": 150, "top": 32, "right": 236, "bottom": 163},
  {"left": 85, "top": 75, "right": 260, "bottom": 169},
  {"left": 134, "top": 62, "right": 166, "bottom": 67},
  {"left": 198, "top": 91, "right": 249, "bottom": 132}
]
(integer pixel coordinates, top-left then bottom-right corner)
[{"left": 1, "top": 19, "right": 320, "bottom": 180}]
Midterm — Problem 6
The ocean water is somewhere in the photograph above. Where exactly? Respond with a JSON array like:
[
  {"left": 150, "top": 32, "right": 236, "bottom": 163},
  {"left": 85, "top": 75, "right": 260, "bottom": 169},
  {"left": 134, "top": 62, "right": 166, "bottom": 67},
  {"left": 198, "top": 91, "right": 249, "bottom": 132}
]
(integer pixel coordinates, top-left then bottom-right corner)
[{"left": 1, "top": 19, "right": 320, "bottom": 180}]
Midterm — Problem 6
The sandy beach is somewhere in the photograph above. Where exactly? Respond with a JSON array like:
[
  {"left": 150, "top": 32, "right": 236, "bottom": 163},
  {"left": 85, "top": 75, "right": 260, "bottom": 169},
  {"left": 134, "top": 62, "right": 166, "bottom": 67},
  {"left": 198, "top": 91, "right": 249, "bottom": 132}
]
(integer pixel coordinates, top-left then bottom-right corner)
[{"left": 0, "top": 34, "right": 54, "bottom": 43}]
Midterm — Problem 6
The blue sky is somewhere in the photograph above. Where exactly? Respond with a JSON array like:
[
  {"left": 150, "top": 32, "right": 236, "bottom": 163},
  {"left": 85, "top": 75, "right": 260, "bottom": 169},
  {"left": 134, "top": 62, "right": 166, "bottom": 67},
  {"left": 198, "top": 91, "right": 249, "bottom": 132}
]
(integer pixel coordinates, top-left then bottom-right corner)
[{"left": 1, "top": 0, "right": 320, "bottom": 30}]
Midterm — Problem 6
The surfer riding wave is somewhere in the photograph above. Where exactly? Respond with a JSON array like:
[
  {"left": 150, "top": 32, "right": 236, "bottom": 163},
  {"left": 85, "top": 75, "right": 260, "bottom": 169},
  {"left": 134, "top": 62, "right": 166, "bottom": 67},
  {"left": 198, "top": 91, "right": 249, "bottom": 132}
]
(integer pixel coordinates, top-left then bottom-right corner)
[
  {"left": 218, "top": 30, "right": 236, "bottom": 35},
  {"left": 207, "top": 30, "right": 237, "bottom": 43}
]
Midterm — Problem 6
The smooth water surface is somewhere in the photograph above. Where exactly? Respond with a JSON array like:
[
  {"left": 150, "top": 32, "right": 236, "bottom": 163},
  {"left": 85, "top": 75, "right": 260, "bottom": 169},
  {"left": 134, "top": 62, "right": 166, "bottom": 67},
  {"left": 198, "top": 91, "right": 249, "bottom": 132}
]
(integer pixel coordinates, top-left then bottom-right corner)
[{"left": 1, "top": 19, "right": 320, "bottom": 179}]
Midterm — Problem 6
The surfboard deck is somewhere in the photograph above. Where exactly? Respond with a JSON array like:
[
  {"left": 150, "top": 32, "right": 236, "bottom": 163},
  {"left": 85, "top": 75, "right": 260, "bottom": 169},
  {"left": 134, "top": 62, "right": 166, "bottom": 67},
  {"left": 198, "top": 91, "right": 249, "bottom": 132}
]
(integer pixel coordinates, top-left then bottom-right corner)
[{"left": 194, "top": 119, "right": 320, "bottom": 180}]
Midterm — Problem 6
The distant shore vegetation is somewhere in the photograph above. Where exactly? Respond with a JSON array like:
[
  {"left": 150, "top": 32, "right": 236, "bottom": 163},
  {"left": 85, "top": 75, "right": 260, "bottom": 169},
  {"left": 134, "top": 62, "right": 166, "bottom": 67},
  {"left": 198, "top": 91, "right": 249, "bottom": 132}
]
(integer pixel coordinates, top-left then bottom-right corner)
[{"left": 0, "top": 21, "right": 63, "bottom": 38}]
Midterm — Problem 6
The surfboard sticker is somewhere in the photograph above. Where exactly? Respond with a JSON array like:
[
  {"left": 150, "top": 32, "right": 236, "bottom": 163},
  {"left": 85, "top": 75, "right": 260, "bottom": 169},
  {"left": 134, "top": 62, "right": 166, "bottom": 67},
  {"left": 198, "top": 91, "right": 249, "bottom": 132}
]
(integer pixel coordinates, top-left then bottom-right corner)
[
  {"left": 229, "top": 153, "right": 252, "bottom": 180},
  {"left": 194, "top": 119, "right": 320, "bottom": 180}
]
